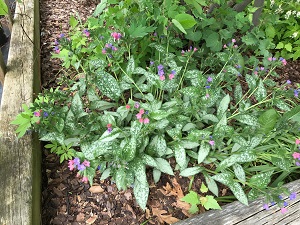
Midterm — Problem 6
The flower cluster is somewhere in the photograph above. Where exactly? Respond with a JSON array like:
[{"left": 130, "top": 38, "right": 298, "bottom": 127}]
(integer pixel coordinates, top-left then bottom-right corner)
[
  {"left": 136, "top": 108, "right": 150, "bottom": 124},
  {"left": 292, "top": 139, "right": 300, "bottom": 166},
  {"left": 156, "top": 64, "right": 176, "bottom": 81},
  {"left": 68, "top": 157, "right": 90, "bottom": 171},
  {"left": 263, "top": 192, "right": 297, "bottom": 213},
  {"left": 83, "top": 29, "right": 90, "bottom": 37},
  {"left": 102, "top": 43, "right": 118, "bottom": 55},
  {"left": 53, "top": 34, "right": 65, "bottom": 54},
  {"left": 107, "top": 123, "right": 113, "bottom": 133}
]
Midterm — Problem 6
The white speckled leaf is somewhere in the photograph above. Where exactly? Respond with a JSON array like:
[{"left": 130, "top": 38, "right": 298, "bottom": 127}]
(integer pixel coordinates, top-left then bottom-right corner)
[
  {"left": 205, "top": 175, "right": 219, "bottom": 197},
  {"left": 233, "top": 164, "right": 246, "bottom": 183},
  {"left": 198, "top": 142, "right": 210, "bottom": 164},
  {"left": 133, "top": 180, "right": 149, "bottom": 210},
  {"left": 254, "top": 79, "right": 267, "bottom": 102},
  {"left": 180, "top": 166, "right": 203, "bottom": 177},
  {"left": 217, "top": 94, "right": 230, "bottom": 119},
  {"left": 228, "top": 182, "right": 248, "bottom": 205},
  {"left": 235, "top": 114, "right": 259, "bottom": 126},
  {"left": 95, "top": 70, "right": 121, "bottom": 101},
  {"left": 174, "top": 142, "right": 187, "bottom": 168},
  {"left": 155, "top": 158, "right": 174, "bottom": 175},
  {"left": 71, "top": 92, "right": 88, "bottom": 118}
]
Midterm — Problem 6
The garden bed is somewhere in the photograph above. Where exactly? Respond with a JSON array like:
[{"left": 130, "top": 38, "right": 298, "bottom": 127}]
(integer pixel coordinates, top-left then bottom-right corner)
[{"left": 38, "top": 0, "right": 300, "bottom": 225}]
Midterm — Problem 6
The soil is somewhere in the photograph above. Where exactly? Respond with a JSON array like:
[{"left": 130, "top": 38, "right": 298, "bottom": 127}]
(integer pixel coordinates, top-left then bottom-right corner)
[{"left": 40, "top": 0, "right": 300, "bottom": 224}]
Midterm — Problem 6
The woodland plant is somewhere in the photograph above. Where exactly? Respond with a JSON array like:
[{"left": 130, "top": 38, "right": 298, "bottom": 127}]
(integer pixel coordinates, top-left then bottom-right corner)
[{"left": 12, "top": 0, "right": 300, "bottom": 211}]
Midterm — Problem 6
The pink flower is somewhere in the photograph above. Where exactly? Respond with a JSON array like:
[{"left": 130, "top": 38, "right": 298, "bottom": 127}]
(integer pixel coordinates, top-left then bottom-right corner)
[
  {"left": 83, "top": 29, "right": 90, "bottom": 37},
  {"left": 193, "top": 47, "right": 198, "bottom": 52},
  {"left": 139, "top": 109, "right": 145, "bottom": 114},
  {"left": 268, "top": 57, "right": 272, "bottom": 61},
  {"left": 169, "top": 73, "right": 174, "bottom": 80},
  {"left": 280, "top": 208, "right": 288, "bottom": 214},
  {"left": 233, "top": 45, "right": 238, "bottom": 48},
  {"left": 295, "top": 139, "right": 300, "bottom": 145},
  {"left": 254, "top": 71, "right": 258, "bottom": 75},
  {"left": 82, "top": 160, "right": 90, "bottom": 167},
  {"left": 159, "top": 75, "right": 165, "bottom": 81},
  {"left": 82, "top": 176, "right": 88, "bottom": 183},
  {"left": 107, "top": 123, "right": 112, "bottom": 128},
  {"left": 139, "top": 118, "right": 144, "bottom": 123},
  {"left": 111, "top": 32, "right": 122, "bottom": 41},
  {"left": 282, "top": 59, "right": 287, "bottom": 66},
  {"left": 126, "top": 104, "right": 130, "bottom": 109},
  {"left": 209, "top": 140, "right": 215, "bottom": 146},
  {"left": 136, "top": 113, "right": 142, "bottom": 119},
  {"left": 292, "top": 152, "right": 300, "bottom": 159},
  {"left": 55, "top": 49, "right": 60, "bottom": 54},
  {"left": 205, "top": 93, "right": 210, "bottom": 98},
  {"left": 232, "top": 39, "right": 236, "bottom": 43},
  {"left": 223, "top": 44, "right": 227, "bottom": 48},
  {"left": 68, "top": 160, "right": 75, "bottom": 171},
  {"left": 34, "top": 111, "right": 41, "bottom": 117},
  {"left": 143, "top": 118, "right": 150, "bottom": 124},
  {"left": 102, "top": 49, "right": 106, "bottom": 54}
]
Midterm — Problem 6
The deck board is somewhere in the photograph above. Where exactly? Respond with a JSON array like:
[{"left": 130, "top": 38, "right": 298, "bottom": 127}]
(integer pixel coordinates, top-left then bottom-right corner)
[{"left": 174, "top": 179, "right": 300, "bottom": 225}]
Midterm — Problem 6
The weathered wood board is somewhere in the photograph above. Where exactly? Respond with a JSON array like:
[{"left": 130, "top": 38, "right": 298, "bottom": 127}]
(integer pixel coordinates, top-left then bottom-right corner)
[
  {"left": 0, "top": 0, "right": 40, "bottom": 223},
  {"left": 174, "top": 179, "right": 300, "bottom": 225}
]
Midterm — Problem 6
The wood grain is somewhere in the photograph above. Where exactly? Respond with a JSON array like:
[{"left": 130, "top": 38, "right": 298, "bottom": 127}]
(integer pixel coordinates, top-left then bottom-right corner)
[
  {"left": 173, "top": 179, "right": 300, "bottom": 225},
  {"left": 0, "top": 0, "right": 40, "bottom": 223}
]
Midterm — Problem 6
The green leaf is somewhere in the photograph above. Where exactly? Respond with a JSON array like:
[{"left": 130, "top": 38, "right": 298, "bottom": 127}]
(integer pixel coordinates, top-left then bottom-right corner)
[
  {"left": 127, "top": 24, "right": 156, "bottom": 38},
  {"left": 115, "top": 168, "right": 127, "bottom": 190},
  {"left": 205, "top": 32, "right": 222, "bottom": 51},
  {"left": 150, "top": 110, "right": 172, "bottom": 120},
  {"left": 245, "top": 74, "right": 257, "bottom": 91},
  {"left": 71, "top": 92, "right": 88, "bottom": 118},
  {"left": 217, "top": 94, "right": 230, "bottom": 119},
  {"left": 265, "top": 25, "right": 275, "bottom": 38},
  {"left": 202, "top": 114, "right": 219, "bottom": 123},
  {"left": 276, "top": 42, "right": 284, "bottom": 49},
  {"left": 99, "top": 127, "right": 121, "bottom": 143},
  {"left": 0, "top": 0, "right": 8, "bottom": 16},
  {"left": 156, "top": 135, "right": 167, "bottom": 157},
  {"left": 81, "top": 139, "right": 112, "bottom": 160},
  {"left": 201, "top": 195, "right": 221, "bottom": 210},
  {"left": 123, "top": 138, "right": 137, "bottom": 162},
  {"left": 181, "top": 190, "right": 200, "bottom": 205},
  {"left": 90, "top": 100, "right": 117, "bottom": 110},
  {"left": 274, "top": 99, "right": 290, "bottom": 111},
  {"left": 100, "top": 168, "right": 111, "bottom": 180},
  {"left": 254, "top": 79, "right": 267, "bottom": 102},
  {"left": 180, "top": 141, "right": 199, "bottom": 149},
  {"left": 212, "top": 171, "right": 233, "bottom": 186},
  {"left": 198, "top": 143, "right": 210, "bottom": 164},
  {"left": 205, "top": 175, "right": 219, "bottom": 197},
  {"left": 153, "top": 168, "right": 161, "bottom": 183},
  {"left": 180, "top": 166, "right": 203, "bottom": 177},
  {"left": 185, "top": 30, "right": 202, "bottom": 42},
  {"left": 126, "top": 57, "right": 135, "bottom": 76},
  {"left": 95, "top": 70, "right": 121, "bottom": 101},
  {"left": 233, "top": 164, "right": 246, "bottom": 183},
  {"left": 235, "top": 114, "right": 259, "bottom": 126},
  {"left": 200, "top": 183, "right": 208, "bottom": 193},
  {"left": 93, "top": 0, "right": 107, "bottom": 16},
  {"left": 228, "top": 182, "right": 248, "bottom": 205},
  {"left": 174, "top": 142, "right": 187, "bottom": 168},
  {"left": 155, "top": 158, "right": 174, "bottom": 175},
  {"left": 172, "top": 19, "right": 187, "bottom": 34},
  {"left": 278, "top": 105, "right": 300, "bottom": 125},
  {"left": 141, "top": 154, "right": 158, "bottom": 168},
  {"left": 249, "top": 171, "right": 273, "bottom": 188},
  {"left": 69, "top": 15, "right": 79, "bottom": 28},
  {"left": 258, "top": 109, "right": 278, "bottom": 134},
  {"left": 40, "top": 132, "right": 64, "bottom": 145},
  {"left": 285, "top": 43, "right": 292, "bottom": 52},
  {"left": 133, "top": 180, "right": 149, "bottom": 210},
  {"left": 216, "top": 155, "right": 240, "bottom": 172},
  {"left": 174, "top": 13, "right": 197, "bottom": 29}
]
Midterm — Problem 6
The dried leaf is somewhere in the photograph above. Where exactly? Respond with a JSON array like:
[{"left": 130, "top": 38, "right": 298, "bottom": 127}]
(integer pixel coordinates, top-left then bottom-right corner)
[
  {"left": 152, "top": 207, "right": 180, "bottom": 224},
  {"left": 171, "top": 178, "right": 184, "bottom": 199},
  {"left": 89, "top": 185, "right": 104, "bottom": 193},
  {"left": 76, "top": 212, "right": 85, "bottom": 222},
  {"left": 86, "top": 215, "right": 98, "bottom": 224},
  {"left": 125, "top": 204, "right": 137, "bottom": 219},
  {"left": 158, "top": 182, "right": 173, "bottom": 195}
]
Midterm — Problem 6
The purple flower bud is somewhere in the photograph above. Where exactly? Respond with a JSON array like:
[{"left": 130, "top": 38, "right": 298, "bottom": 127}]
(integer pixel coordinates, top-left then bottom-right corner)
[{"left": 77, "top": 164, "right": 86, "bottom": 171}]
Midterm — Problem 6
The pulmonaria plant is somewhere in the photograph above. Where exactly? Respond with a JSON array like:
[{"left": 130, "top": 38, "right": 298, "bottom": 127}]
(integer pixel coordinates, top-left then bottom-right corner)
[{"left": 12, "top": 1, "right": 300, "bottom": 211}]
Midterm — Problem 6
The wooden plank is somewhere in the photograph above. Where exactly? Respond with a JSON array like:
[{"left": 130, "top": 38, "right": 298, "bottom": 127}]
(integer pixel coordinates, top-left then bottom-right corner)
[
  {"left": 0, "top": 0, "right": 40, "bottom": 223},
  {"left": 0, "top": 51, "right": 5, "bottom": 85},
  {"left": 174, "top": 179, "right": 300, "bottom": 225}
]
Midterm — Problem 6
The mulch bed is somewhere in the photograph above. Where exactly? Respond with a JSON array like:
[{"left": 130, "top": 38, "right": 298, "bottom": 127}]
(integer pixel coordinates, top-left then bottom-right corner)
[{"left": 40, "top": 0, "right": 300, "bottom": 224}]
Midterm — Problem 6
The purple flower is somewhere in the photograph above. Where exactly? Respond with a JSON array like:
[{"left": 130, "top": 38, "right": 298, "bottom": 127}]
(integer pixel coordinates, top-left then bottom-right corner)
[
  {"left": 171, "top": 70, "right": 176, "bottom": 75},
  {"left": 83, "top": 29, "right": 90, "bottom": 37},
  {"left": 158, "top": 70, "right": 164, "bottom": 76},
  {"left": 289, "top": 192, "right": 297, "bottom": 200},
  {"left": 157, "top": 64, "right": 164, "bottom": 71},
  {"left": 59, "top": 33, "right": 65, "bottom": 38},
  {"left": 279, "top": 195, "right": 283, "bottom": 200},
  {"left": 286, "top": 80, "right": 292, "bottom": 84},
  {"left": 283, "top": 201, "right": 288, "bottom": 207},
  {"left": 105, "top": 43, "right": 113, "bottom": 48},
  {"left": 235, "top": 64, "right": 241, "bottom": 69},
  {"left": 150, "top": 61, "right": 154, "bottom": 66},
  {"left": 34, "top": 111, "right": 41, "bottom": 117},
  {"left": 111, "top": 46, "right": 118, "bottom": 51},
  {"left": 73, "top": 157, "right": 80, "bottom": 166},
  {"left": 54, "top": 40, "right": 59, "bottom": 45},
  {"left": 296, "top": 161, "right": 300, "bottom": 166},
  {"left": 134, "top": 102, "right": 140, "bottom": 108},
  {"left": 263, "top": 204, "right": 270, "bottom": 210},
  {"left": 207, "top": 76, "right": 213, "bottom": 82},
  {"left": 205, "top": 85, "right": 211, "bottom": 89},
  {"left": 209, "top": 140, "right": 215, "bottom": 146},
  {"left": 107, "top": 127, "right": 112, "bottom": 133},
  {"left": 43, "top": 112, "right": 49, "bottom": 117},
  {"left": 77, "top": 164, "right": 86, "bottom": 171},
  {"left": 294, "top": 90, "right": 299, "bottom": 97}
]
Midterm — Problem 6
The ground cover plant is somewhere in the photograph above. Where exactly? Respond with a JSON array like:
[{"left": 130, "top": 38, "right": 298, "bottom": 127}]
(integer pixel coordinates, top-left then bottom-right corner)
[{"left": 13, "top": 0, "right": 300, "bottom": 216}]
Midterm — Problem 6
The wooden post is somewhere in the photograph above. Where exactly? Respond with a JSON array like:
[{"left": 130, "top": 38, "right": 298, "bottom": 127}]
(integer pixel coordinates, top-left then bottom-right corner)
[
  {"left": 0, "top": 0, "right": 40, "bottom": 224},
  {"left": 0, "top": 50, "right": 5, "bottom": 85}
]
